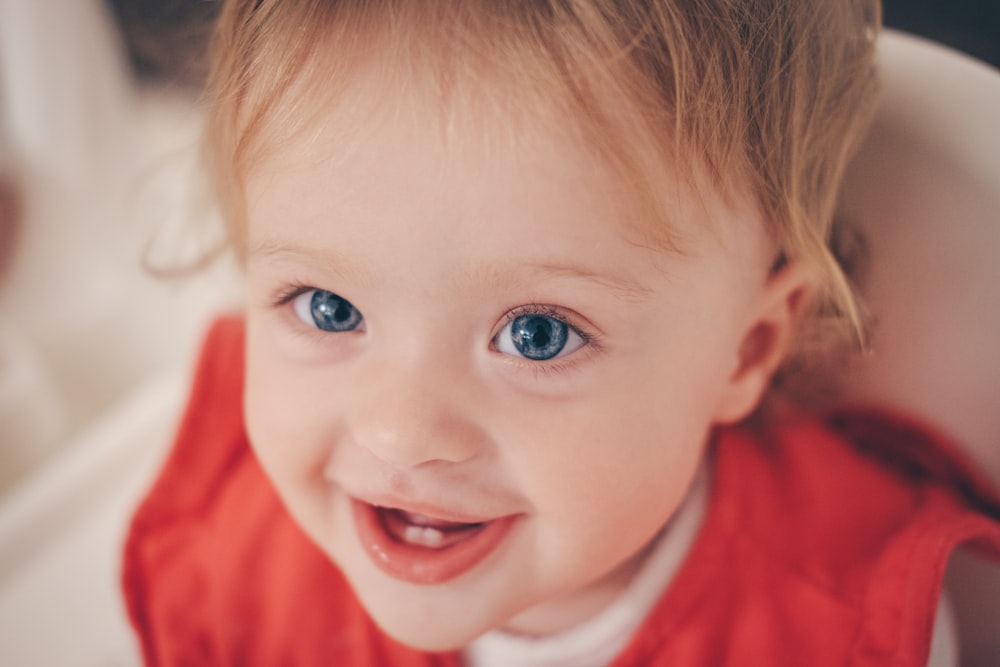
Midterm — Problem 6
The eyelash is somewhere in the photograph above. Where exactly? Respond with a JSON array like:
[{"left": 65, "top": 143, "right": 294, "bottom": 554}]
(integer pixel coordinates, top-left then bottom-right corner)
[
  {"left": 497, "top": 302, "right": 591, "bottom": 341},
  {"left": 495, "top": 304, "right": 603, "bottom": 378},
  {"left": 272, "top": 282, "right": 314, "bottom": 308},
  {"left": 268, "top": 283, "right": 602, "bottom": 375},
  {"left": 269, "top": 282, "right": 350, "bottom": 344}
]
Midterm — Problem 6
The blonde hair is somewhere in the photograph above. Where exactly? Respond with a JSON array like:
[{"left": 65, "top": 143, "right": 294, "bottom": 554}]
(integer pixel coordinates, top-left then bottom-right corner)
[{"left": 205, "top": 0, "right": 880, "bottom": 358}]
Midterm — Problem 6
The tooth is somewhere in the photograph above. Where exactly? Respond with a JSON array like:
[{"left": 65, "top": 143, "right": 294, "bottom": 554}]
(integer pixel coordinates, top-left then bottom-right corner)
[
  {"left": 421, "top": 527, "right": 444, "bottom": 547},
  {"left": 404, "top": 525, "right": 445, "bottom": 547},
  {"left": 403, "top": 511, "right": 436, "bottom": 526}
]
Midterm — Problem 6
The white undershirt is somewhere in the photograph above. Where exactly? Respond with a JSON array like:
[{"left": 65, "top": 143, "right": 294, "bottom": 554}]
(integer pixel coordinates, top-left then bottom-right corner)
[{"left": 463, "top": 466, "right": 710, "bottom": 667}]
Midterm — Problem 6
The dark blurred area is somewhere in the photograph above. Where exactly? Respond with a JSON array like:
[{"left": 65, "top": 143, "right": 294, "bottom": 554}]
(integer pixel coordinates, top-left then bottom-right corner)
[
  {"left": 0, "top": 175, "right": 20, "bottom": 283},
  {"left": 105, "top": 0, "right": 220, "bottom": 89},
  {"left": 105, "top": 0, "right": 1000, "bottom": 89},
  {"left": 883, "top": 0, "right": 1000, "bottom": 70}
]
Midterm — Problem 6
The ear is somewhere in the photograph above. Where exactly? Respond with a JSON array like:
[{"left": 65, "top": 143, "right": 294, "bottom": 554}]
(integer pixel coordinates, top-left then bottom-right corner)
[{"left": 712, "top": 262, "right": 815, "bottom": 424}]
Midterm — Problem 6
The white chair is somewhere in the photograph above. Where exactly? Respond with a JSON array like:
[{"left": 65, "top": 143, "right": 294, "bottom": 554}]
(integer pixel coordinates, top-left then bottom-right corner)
[{"left": 836, "top": 30, "right": 1000, "bottom": 667}]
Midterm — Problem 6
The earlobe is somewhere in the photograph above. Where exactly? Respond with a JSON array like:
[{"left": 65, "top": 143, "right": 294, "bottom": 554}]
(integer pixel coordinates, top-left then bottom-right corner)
[{"left": 713, "top": 263, "right": 815, "bottom": 424}]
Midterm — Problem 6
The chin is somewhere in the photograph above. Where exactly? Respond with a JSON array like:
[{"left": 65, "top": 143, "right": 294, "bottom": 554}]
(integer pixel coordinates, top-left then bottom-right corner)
[
  {"left": 351, "top": 580, "right": 509, "bottom": 653},
  {"left": 369, "top": 608, "right": 487, "bottom": 653}
]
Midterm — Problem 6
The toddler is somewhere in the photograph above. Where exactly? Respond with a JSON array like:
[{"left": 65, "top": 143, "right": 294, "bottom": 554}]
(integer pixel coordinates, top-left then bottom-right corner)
[{"left": 123, "top": 1, "right": 1000, "bottom": 665}]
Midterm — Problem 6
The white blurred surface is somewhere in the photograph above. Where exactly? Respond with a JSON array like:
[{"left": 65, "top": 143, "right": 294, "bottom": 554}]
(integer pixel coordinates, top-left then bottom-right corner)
[
  {"left": 0, "top": 1, "right": 237, "bottom": 665},
  {"left": 0, "top": 371, "right": 184, "bottom": 666},
  {"left": 838, "top": 31, "right": 1000, "bottom": 491},
  {"left": 0, "top": 0, "right": 240, "bottom": 488}
]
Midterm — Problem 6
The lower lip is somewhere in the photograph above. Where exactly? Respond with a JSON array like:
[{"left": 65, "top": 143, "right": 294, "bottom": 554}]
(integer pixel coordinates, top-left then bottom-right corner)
[{"left": 350, "top": 499, "right": 517, "bottom": 585}]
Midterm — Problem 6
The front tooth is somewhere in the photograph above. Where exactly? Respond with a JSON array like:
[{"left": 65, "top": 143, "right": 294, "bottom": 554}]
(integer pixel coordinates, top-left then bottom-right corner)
[
  {"left": 404, "top": 525, "right": 445, "bottom": 548},
  {"left": 421, "top": 527, "right": 445, "bottom": 547}
]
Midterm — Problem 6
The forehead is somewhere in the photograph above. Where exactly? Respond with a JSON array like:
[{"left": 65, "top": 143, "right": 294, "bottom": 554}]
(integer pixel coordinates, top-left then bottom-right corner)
[
  {"left": 246, "top": 51, "right": 753, "bottom": 248},
  {"left": 245, "top": 89, "right": 781, "bottom": 345},
  {"left": 238, "top": 21, "right": 774, "bottom": 264},
  {"left": 258, "top": 64, "right": 597, "bottom": 184},
  {"left": 249, "top": 49, "right": 610, "bottom": 224},
  {"left": 246, "top": 68, "right": 631, "bottom": 255},
  {"left": 247, "top": 30, "right": 593, "bottom": 173},
  {"left": 244, "top": 71, "right": 773, "bottom": 299}
]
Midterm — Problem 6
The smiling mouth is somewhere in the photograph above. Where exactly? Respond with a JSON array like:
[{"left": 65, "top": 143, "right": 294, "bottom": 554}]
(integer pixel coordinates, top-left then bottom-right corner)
[
  {"left": 380, "top": 508, "right": 489, "bottom": 548},
  {"left": 351, "top": 499, "right": 517, "bottom": 585}
]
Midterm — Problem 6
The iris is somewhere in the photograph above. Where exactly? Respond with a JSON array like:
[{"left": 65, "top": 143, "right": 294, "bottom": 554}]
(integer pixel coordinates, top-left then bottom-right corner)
[
  {"left": 309, "top": 290, "right": 363, "bottom": 332},
  {"left": 510, "top": 314, "right": 569, "bottom": 360}
]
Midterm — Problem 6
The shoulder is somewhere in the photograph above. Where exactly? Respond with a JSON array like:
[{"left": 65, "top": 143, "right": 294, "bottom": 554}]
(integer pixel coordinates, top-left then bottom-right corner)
[
  {"left": 621, "top": 409, "right": 1000, "bottom": 667},
  {"left": 720, "top": 409, "right": 1000, "bottom": 604},
  {"left": 718, "top": 408, "right": 1000, "bottom": 550}
]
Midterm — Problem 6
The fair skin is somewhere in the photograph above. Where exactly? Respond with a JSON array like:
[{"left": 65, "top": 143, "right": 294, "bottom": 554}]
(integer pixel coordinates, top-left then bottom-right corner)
[{"left": 240, "top": 66, "right": 810, "bottom": 652}]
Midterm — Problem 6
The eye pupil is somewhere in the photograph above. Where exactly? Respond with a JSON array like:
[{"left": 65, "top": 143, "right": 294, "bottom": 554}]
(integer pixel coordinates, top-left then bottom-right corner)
[
  {"left": 310, "top": 290, "right": 362, "bottom": 332},
  {"left": 512, "top": 314, "right": 568, "bottom": 360},
  {"left": 529, "top": 324, "right": 550, "bottom": 348},
  {"left": 333, "top": 302, "right": 352, "bottom": 322}
]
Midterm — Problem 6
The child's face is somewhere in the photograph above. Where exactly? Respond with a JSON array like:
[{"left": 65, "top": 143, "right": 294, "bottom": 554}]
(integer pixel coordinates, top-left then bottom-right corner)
[{"left": 242, "top": 71, "right": 782, "bottom": 650}]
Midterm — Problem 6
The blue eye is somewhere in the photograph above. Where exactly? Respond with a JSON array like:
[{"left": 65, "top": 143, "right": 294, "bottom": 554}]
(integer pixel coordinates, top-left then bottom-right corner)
[
  {"left": 495, "top": 312, "right": 585, "bottom": 361},
  {"left": 292, "top": 289, "right": 363, "bottom": 332}
]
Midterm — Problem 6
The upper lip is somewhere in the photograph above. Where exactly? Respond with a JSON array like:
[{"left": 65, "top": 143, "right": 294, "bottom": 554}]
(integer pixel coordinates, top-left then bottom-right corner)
[
  {"left": 346, "top": 490, "right": 511, "bottom": 525},
  {"left": 324, "top": 461, "right": 524, "bottom": 523}
]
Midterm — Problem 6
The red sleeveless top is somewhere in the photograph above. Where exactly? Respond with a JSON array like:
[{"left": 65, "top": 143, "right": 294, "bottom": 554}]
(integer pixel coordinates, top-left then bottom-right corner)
[{"left": 123, "top": 317, "right": 1000, "bottom": 666}]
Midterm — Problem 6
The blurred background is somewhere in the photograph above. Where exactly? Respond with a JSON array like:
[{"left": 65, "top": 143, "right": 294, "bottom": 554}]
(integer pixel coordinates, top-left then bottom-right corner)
[
  {"left": 0, "top": 1, "right": 996, "bottom": 665},
  {"left": 883, "top": 0, "right": 1000, "bottom": 69},
  {"left": 100, "top": 0, "right": 1000, "bottom": 89}
]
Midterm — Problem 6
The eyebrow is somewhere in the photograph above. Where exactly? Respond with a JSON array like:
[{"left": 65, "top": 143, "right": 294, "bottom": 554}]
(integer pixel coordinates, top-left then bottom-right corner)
[
  {"left": 248, "top": 239, "right": 657, "bottom": 303},
  {"left": 507, "top": 261, "right": 656, "bottom": 302}
]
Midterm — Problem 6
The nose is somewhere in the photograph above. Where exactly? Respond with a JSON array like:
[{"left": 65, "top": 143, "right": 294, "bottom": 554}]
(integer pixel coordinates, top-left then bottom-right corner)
[{"left": 347, "top": 358, "right": 489, "bottom": 469}]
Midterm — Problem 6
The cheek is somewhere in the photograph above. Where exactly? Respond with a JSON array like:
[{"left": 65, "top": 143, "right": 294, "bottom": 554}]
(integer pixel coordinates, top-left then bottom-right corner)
[
  {"left": 550, "top": 409, "right": 703, "bottom": 509},
  {"left": 513, "top": 419, "right": 703, "bottom": 596},
  {"left": 503, "top": 377, "right": 710, "bottom": 552},
  {"left": 514, "top": 322, "right": 734, "bottom": 529},
  {"left": 243, "top": 342, "right": 356, "bottom": 557},
  {"left": 243, "top": 331, "right": 336, "bottom": 495}
]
